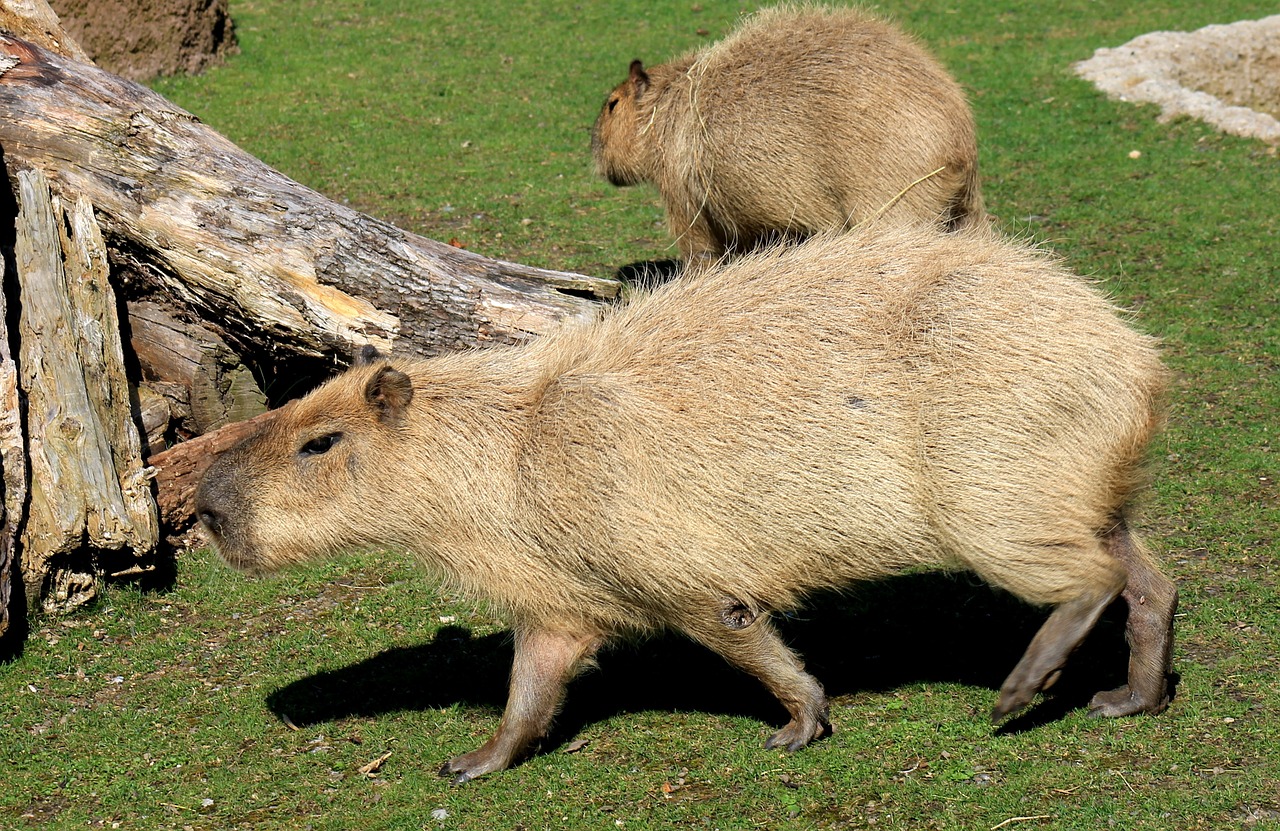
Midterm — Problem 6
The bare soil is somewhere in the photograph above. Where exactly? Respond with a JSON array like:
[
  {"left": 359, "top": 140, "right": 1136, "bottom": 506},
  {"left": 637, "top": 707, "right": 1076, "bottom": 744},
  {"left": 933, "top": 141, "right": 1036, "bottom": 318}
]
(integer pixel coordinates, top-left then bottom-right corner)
[
  {"left": 1075, "top": 15, "right": 1280, "bottom": 144},
  {"left": 49, "top": 0, "right": 236, "bottom": 80}
]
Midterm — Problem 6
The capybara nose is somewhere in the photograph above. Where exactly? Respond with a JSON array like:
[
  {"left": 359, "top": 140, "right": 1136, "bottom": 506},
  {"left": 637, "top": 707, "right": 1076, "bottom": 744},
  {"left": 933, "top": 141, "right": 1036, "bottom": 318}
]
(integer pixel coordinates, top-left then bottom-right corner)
[{"left": 197, "top": 504, "right": 225, "bottom": 537}]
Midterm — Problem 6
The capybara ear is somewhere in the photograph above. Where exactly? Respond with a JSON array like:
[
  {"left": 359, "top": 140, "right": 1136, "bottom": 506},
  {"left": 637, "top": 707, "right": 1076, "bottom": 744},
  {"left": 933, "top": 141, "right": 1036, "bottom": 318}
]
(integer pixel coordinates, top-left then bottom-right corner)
[
  {"left": 356, "top": 344, "right": 384, "bottom": 366},
  {"left": 365, "top": 365, "right": 414, "bottom": 423},
  {"left": 628, "top": 59, "right": 649, "bottom": 95}
]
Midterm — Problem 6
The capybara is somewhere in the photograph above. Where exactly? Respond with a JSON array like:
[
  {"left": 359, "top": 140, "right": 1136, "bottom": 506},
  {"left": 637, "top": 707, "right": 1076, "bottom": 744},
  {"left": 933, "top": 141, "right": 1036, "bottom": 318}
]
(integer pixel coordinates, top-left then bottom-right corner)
[
  {"left": 197, "top": 225, "right": 1175, "bottom": 783},
  {"left": 591, "top": 5, "right": 985, "bottom": 268}
]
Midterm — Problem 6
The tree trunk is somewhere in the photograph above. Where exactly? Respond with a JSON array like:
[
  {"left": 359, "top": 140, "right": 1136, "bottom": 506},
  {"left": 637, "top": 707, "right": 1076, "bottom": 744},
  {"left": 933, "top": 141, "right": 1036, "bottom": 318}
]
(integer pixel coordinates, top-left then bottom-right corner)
[
  {"left": 0, "top": 33, "right": 618, "bottom": 370},
  {"left": 13, "top": 169, "right": 158, "bottom": 612}
]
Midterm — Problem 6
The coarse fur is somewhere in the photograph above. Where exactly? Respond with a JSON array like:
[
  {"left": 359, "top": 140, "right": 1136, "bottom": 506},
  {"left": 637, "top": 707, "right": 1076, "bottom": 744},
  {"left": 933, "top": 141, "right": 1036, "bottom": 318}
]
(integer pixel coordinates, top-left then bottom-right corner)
[
  {"left": 591, "top": 5, "right": 985, "bottom": 268},
  {"left": 198, "top": 224, "right": 1176, "bottom": 783}
]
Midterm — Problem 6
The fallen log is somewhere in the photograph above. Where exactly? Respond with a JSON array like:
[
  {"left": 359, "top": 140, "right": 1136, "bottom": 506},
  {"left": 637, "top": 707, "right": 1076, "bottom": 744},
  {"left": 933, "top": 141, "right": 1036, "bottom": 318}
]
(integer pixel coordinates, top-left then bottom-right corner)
[
  {"left": 0, "top": 33, "right": 619, "bottom": 369},
  {"left": 126, "top": 298, "right": 267, "bottom": 441},
  {"left": 0, "top": 0, "right": 90, "bottom": 64}
]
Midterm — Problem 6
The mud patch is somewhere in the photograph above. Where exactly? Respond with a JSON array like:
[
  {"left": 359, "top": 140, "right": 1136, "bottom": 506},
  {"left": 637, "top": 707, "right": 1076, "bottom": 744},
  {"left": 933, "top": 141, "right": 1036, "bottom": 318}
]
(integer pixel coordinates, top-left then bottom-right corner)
[
  {"left": 49, "top": 0, "right": 237, "bottom": 81},
  {"left": 1075, "top": 15, "right": 1280, "bottom": 144}
]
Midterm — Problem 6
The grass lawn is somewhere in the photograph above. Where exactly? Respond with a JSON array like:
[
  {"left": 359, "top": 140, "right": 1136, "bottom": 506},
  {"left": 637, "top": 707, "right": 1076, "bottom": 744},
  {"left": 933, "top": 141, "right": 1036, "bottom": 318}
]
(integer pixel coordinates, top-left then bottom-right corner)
[{"left": 3, "top": 0, "right": 1279, "bottom": 828}]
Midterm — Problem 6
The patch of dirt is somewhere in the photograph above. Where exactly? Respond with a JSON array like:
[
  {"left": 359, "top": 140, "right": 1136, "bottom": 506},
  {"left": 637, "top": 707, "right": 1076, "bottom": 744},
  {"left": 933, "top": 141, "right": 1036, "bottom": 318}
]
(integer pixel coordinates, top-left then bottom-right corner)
[
  {"left": 49, "top": 0, "right": 237, "bottom": 81},
  {"left": 1075, "top": 15, "right": 1280, "bottom": 144}
]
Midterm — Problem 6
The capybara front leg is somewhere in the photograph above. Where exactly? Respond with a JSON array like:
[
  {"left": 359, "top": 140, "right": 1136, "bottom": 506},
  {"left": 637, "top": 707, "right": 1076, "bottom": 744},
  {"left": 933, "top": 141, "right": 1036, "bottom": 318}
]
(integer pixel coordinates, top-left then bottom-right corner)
[
  {"left": 439, "top": 626, "right": 602, "bottom": 784},
  {"left": 1088, "top": 520, "right": 1177, "bottom": 717},
  {"left": 668, "top": 202, "right": 725, "bottom": 272},
  {"left": 992, "top": 582, "right": 1122, "bottom": 722},
  {"left": 688, "top": 615, "right": 831, "bottom": 751}
]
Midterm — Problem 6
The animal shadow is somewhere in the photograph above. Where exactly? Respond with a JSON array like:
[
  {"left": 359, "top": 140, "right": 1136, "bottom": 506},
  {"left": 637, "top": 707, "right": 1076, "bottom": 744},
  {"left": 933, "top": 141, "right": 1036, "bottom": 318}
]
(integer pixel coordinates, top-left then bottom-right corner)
[
  {"left": 267, "top": 572, "right": 1138, "bottom": 747},
  {"left": 614, "top": 258, "right": 683, "bottom": 290},
  {"left": 266, "top": 625, "right": 513, "bottom": 725}
]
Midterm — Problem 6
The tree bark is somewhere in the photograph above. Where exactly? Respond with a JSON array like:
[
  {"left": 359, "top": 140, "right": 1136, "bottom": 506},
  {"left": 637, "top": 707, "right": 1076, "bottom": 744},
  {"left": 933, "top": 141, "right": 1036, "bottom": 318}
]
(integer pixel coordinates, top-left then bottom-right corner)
[
  {"left": 0, "top": 0, "right": 91, "bottom": 64},
  {"left": 0, "top": 33, "right": 618, "bottom": 370},
  {"left": 13, "top": 169, "right": 158, "bottom": 612},
  {"left": 0, "top": 0, "right": 82, "bottom": 634}
]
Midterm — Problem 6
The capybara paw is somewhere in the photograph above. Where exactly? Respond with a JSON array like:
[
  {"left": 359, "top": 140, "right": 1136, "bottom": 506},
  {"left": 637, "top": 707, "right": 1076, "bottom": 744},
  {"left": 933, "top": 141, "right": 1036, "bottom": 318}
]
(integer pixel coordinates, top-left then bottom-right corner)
[
  {"left": 764, "top": 713, "right": 832, "bottom": 752},
  {"left": 991, "top": 686, "right": 1034, "bottom": 724},
  {"left": 1087, "top": 685, "right": 1169, "bottom": 718},
  {"left": 438, "top": 750, "right": 507, "bottom": 785}
]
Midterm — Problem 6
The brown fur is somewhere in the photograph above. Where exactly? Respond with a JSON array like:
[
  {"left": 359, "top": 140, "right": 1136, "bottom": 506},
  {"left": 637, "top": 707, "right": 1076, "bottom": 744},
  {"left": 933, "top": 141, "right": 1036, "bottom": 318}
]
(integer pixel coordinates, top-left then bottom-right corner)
[
  {"left": 591, "top": 5, "right": 985, "bottom": 268},
  {"left": 197, "top": 225, "right": 1175, "bottom": 782}
]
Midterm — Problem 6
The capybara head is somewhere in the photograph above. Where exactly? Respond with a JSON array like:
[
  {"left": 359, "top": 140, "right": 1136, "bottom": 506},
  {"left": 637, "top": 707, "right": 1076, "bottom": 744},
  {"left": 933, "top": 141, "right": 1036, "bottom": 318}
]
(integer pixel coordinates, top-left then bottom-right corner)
[
  {"left": 196, "top": 347, "right": 414, "bottom": 573},
  {"left": 591, "top": 59, "right": 653, "bottom": 187}
]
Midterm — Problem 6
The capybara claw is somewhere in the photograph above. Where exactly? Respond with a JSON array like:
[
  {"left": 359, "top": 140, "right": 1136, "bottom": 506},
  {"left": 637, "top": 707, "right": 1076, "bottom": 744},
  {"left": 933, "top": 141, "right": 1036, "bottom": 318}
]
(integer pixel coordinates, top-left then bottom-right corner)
[
  {"left": 1087, "top": 686, "right": 1169, "bottom": 718},
  {"left": 765, "top": 715, "right": 831, "bottom": 751},
  {"left": 439, "top": 754, "right": 498, "bottom": 785},
  {"left": 437, "top": 760, "right": 467, "bottom": 784}
]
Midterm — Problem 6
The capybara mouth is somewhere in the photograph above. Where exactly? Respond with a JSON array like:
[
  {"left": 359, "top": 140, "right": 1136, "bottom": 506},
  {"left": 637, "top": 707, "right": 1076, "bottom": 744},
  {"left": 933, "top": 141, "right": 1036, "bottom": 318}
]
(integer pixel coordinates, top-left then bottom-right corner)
[
  {"left": 197, "top": 522, "right": 265, "bottom": 575},
  {"left": 211, "top": 544, "right": 268, "bottom": 576}
]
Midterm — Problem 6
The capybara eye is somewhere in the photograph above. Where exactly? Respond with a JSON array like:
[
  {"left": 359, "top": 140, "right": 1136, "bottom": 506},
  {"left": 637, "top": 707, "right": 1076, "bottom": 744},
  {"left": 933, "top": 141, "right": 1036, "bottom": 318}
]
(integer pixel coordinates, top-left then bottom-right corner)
[
  {"left": 608, "top": 97, "right": 619, "bottom": 112},
  {"left": 299, "top": 432, "right": 342, "bottom": 457}
]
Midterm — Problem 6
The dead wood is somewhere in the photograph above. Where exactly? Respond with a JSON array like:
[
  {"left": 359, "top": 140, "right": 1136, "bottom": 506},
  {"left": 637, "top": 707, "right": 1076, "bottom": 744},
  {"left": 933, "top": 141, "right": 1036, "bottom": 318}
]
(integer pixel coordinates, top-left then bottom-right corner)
[
  {"left": 0, "top": 29, "right": 620, "bottom": 619},
  {"left": 0, "top": 253, "right": 20, "bottom": 636},
  {"left": 0, "top": 33, "right": 618, "bottom": 369},
  {"left": 13, "top": 169, "right": 158, "bottom": 612},
  {"left": 0, "top": 0, "right": 91, "bottom": 63}
]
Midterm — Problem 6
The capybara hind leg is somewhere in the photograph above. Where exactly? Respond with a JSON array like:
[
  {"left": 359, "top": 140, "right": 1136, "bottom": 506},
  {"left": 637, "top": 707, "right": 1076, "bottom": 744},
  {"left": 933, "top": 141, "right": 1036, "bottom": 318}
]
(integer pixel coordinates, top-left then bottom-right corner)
[
  {"left": 440, "top": 627, "right": 603, "bottom": 784},
  {"left": 992, "top": 580, "right": 1123, "bottom": 722},
  {"left": 686, "top": 615, "right": 830, "bottom": 751},
  {"left": 1088, "top": 520, "right": 1177, "bottom": 717}
]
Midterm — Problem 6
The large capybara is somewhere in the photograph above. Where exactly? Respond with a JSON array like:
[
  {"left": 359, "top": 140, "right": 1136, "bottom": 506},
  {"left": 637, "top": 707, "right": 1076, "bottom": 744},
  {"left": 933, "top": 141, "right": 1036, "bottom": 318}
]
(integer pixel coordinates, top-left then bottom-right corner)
[
  {"left": 591, "top": 5, "right": 985, "bottom": 268},
  {"left": 197, "top": 225, "right": 1175, "bottom": 783}
]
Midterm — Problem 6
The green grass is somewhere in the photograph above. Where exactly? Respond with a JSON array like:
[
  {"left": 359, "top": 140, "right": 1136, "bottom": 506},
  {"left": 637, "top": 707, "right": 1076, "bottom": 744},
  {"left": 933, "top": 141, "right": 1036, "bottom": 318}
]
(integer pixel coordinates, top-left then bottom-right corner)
[{"left": 4, "top": 0, "right": 1280, "bottom": 828}]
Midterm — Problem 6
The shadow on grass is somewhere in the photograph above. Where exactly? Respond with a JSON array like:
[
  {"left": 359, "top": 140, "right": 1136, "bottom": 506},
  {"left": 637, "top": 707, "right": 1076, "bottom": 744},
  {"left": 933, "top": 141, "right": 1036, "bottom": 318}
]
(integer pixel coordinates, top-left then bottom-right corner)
[{"left": 267, "top": 571, "right": 1140, "bottom": 746}]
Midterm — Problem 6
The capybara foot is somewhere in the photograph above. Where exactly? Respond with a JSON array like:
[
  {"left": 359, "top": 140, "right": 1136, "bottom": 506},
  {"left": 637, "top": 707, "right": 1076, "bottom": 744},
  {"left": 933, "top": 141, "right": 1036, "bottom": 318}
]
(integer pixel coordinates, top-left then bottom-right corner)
[
  {"left": 991, "top": 688, "right": 1033, "bottom": 724},
  {"left": 1088, "top": 685, "right": 1170, "bottom": 718},
  {"left": 991, "top": 588, "right": 1119, "bottom": 724},
  {"left": 764, "top": 711, "right": 832, "bottom": 752},
  {"left": 438, "top": 748, "right": 510, "bottom": 785},
  {"left": 992, "top": 667, "right": 1062, "bottom": 723}
]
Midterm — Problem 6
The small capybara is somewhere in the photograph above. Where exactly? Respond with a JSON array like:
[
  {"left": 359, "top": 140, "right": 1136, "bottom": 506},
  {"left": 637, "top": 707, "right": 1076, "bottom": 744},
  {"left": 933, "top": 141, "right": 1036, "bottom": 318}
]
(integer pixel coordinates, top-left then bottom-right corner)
[
  {"left": 591, "top": 5, "right": 985, "bottom": 268},
  {"left": 197, "top": 225, "right": 1175, "bottom": 783}
]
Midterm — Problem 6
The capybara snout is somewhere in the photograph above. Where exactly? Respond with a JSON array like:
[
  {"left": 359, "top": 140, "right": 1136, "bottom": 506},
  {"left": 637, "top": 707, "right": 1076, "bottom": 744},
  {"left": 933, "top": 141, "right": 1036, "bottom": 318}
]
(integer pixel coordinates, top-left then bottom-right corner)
[
  {"left": 199, "top": 225, "right": 1175, "bottom": 782},
  {"left": 196, "top": 356, "right": 415, "bottom": 573}
]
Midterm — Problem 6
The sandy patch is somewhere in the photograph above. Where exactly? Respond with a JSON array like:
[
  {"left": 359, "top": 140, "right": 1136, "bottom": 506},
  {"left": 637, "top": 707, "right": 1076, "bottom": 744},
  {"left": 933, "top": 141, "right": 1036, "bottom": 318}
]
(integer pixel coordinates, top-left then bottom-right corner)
[{"left": 1075, "top": 15, "right": 1280, "bottom": 144}]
